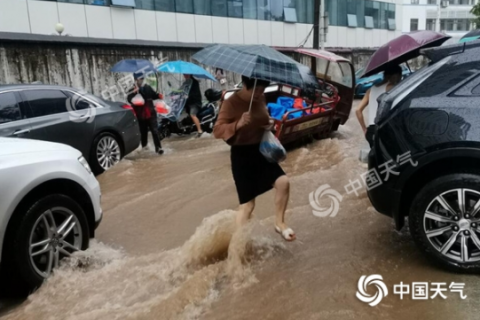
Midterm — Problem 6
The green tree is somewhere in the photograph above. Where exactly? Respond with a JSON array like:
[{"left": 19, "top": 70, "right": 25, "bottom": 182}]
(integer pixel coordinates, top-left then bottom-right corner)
[{"left": 471, "top": 2, "right": 480, "bottom": 29}]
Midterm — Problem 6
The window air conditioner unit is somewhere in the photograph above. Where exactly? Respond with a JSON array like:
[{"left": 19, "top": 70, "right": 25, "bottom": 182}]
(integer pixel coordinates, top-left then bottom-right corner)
[{"left": 441, "top": 0, "right": 449, "bottom": 8}]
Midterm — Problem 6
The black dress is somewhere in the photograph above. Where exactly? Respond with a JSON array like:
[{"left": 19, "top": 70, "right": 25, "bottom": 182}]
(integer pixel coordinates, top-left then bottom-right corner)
[{"left": 230, "top": 143, "right": 286, "bottom": 204}]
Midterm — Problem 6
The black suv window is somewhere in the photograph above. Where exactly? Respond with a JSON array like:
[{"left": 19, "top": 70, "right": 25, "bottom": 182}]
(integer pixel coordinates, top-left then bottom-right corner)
[
  {"left": 23, "top": 90, "right": 69, "bottom": 118},
  {"left": 64, "top": 91, "right": 97, "bottom": 111},
  {"left": 0, "top": 92, "right": 21, "bottom": 125}
]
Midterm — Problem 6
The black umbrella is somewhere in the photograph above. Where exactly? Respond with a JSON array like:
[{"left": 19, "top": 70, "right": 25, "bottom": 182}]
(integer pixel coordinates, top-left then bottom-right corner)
[{"left": 192, "top": 44, "right": 319, "bottom": 92}]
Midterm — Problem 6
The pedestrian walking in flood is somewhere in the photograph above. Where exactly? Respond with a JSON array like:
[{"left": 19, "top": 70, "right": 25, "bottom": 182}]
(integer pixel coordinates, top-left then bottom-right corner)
[
  {"left": 127, "top": 72, "right": 164, "bottom": 154},
  {"left": 213, "top": 75, "right": 296, "bottom": 241}
]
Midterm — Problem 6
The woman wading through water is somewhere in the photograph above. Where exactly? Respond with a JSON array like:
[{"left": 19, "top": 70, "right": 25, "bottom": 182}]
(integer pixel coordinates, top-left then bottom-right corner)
[{"left": 213, "top": 76, "right": 296, "bottom": 241}]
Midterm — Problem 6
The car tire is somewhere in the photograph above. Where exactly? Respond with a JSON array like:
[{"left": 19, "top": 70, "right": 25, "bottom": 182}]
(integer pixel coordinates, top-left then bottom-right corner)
[
  {"left": 409, "top": 173, "right": 480, "bottom": 273},
  {"left": 0, "top": 194, "right": 90, "bottom": 297},
  {"left": 90, "top": 132, "right": 122, "bottom": 175}
]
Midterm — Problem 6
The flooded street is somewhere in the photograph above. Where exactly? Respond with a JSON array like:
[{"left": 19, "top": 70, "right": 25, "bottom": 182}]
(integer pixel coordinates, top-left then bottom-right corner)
[{"left": 3, "top": 102, "right": 480, "bottom": 320}]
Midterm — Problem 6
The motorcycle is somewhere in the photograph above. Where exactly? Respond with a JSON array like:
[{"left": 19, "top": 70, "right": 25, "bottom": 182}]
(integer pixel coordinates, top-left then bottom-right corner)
[{"left": 157, "top": 88, "right": 223, "bottom": 140}]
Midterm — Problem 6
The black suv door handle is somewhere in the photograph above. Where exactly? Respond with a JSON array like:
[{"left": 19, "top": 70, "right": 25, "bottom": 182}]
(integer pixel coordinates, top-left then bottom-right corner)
[{"left": 13, "top": 129, "right": 31, "bottom": 135}]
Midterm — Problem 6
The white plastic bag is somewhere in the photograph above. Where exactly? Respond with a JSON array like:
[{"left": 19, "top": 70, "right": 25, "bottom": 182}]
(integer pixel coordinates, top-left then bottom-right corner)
[
  {"left": 131, "top": 93, "right": 145, "bottom": 106},
  {"left": 259, "top": 131, "right": 287, "bottom": 163},
  {"left": 154, "top": 99, "right": 170, "bottom": 114}
]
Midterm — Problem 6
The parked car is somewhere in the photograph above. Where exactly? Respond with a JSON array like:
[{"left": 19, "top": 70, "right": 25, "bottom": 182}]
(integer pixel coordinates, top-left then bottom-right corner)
[
  {"left": 354, "top": 64, "right": 411, "bottom": 98},
  {"left": 367, "top": 41, "right": 480, "bottom": 273},
  {"left": 0, "top": 137, "right": 102, "bottom": 295},
  {"left": 0, "top": 84, "right": 140, "bottom": 174}
]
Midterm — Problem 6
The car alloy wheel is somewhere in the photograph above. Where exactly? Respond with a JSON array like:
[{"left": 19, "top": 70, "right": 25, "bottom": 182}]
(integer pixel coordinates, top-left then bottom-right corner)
[
  {"left": 96, "top": 136, "right": 121, "bottom": 171},
  {"left": 29, "top": 206, "right": 83, "bottom": 278},
  {"left": 423, "top": 188, "right": 480, "bottom": 263}
]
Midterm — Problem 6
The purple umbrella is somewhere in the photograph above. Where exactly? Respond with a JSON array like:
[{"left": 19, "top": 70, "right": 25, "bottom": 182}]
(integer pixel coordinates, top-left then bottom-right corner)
[{"left": 361, "top": 31, "right": 451, "bottom": 78}]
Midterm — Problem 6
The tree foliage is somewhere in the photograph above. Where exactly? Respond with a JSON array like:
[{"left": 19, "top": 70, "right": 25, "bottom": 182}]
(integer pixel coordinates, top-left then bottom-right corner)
[{"left": 471, "top": 2, "right": 480, "bottom": 29}]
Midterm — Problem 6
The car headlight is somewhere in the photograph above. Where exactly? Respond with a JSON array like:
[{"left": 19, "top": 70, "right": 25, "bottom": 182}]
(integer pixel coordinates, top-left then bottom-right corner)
[{"left": 78, "top": 156, "right": 92, "bottom": 174}]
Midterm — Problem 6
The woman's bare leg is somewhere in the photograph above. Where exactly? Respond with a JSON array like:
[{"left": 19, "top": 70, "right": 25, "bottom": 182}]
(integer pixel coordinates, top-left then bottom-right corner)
[
  {"left": 237, "top": 199, "right": 255, "bottom": 227},
  {"left": 274, "top": 175, "right": 290, "bottom": 230}
]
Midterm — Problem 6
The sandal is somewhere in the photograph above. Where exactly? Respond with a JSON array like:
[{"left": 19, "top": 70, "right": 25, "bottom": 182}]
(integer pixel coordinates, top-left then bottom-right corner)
[{"left": 275, "top": 226, "right": 296, "bottom": 242}]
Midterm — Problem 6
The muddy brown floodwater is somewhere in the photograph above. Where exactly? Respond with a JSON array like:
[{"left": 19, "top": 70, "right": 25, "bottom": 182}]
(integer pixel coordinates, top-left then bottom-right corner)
[{"left": 2, "top": 102, "right": 480, "bottom": 320}]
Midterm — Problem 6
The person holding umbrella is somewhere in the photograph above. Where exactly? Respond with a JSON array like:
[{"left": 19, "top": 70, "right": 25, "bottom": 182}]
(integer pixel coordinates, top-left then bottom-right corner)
[
  {"left": 213, "top": 75, "right": 295, "bottom": 242},
  {"left": 193, "top": 44, "right": 321, "bottom": 242},
  {"left": 182, "top": 74, "right": 204, "bottom": 138},
  {"left": 127, "top": 72, "right": 164, "bottom": 154},
  {"left": 356, "top": 65, "right": 402, "bottom": 148},
  {"left": 355, "top": 31, "right": 451, "bottom": 148}
]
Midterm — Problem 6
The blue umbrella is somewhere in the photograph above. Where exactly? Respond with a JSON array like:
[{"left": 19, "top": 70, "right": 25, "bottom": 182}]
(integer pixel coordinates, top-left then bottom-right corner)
[
  {"left": 111, "top": 59, "right": 156, "bottom": 74},
  {"left": 157, "top": 61, "right": 217, "bottom": 81}
]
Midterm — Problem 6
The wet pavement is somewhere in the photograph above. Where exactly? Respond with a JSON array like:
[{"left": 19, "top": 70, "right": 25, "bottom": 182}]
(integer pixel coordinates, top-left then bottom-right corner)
[{"left": 2, "top": 102, "right": 479, "bottom": 320}]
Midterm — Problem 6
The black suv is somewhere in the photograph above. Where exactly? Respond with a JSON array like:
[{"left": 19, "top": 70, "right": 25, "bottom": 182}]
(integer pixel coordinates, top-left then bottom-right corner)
[{"left": 368, "top": 41, "right": 480, "bottom": 273}]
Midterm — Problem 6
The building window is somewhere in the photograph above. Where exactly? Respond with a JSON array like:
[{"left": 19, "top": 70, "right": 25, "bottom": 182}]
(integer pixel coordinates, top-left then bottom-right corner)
[
  {"left": 228, "top": 0, "right": 243, "bottom": 17},
  {"left": 411, "top": 0, "right": 419, "bottom": 4},
  {"left": 427, "top": 0, "right": 437, "bottom": 4},
  {"left": 457, "top": 19, "right": 470, "bottom": 31},
  {"left": 175, "top": 0, "right": 193, "bottom": 13},
  {"left": 194, "top": 0, "right": 211, "bottom": 15},
  {"left": 364, "top": 0, "right": 381, "bottom": 29},
  {"left": 441, "top": 19, "right": 455, "bottom": 31},
  {"left": 356, "top": 0, "right": 365, "bottom": 28},
  {"left": 296, "top": 0, "right": 313, "bottom": 24},
  {"left": 152, "top": 0, "right": 174, "bottom": 11},
  {"left": 270, "top": 0, "right": 284, "bottom": 21},
  {"left": 243, "top": 0, "right": 257, "bottom": 19},
  {"left": 411, "top": 18, "right": 419, "bottom": 31},
  {"left": 284, "top": 7, "right": 298, "bottom": 22},
  {"left": 388, "top": 18, "right": 396, "bottom": 30},
  {"left": 212, "top": 0, "right": 228, "bottom": 17},
  {"left": 40, "top": 0, "right": 316, "bottom": 23},
  {"left": 257, "top": 0, "right": 271, "bottom": 20},
  {"left": 387, "top": 3, "right": 395, "bottom": 30},
  {"left": 111, "top": 0, "right": 135, "bottom": 7},
  {"left": 426, "top": 18, "right": 436, "bottom": 30},
  {"left": 347, "top": 14, "right": 358, "bottom": 27},
  {"left": 365, "top": 16, "right": 374, "bottom": 28},
  {"left": 136, "top": 0, "right": 154, "bottom": 10}
]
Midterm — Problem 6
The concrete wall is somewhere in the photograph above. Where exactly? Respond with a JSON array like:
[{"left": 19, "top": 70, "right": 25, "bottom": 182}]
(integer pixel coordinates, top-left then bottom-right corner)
[
  {"left": 0, "top": 41, "right": 239, "bottom": 100},
  {"left": 1, "top": 39, "right": 391, "bottom": 103},
  {"left": 0, "top": 0, "right": 404, "bottom": 48}
]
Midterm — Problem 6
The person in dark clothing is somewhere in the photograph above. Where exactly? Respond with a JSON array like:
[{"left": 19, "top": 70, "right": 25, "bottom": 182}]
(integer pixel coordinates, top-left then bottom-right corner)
[
  {"left": 127, "top": 73, "right": 164, "bottom": 154},
  {"left": 183, "top": 74, "right": 204, "bottom": 137}
]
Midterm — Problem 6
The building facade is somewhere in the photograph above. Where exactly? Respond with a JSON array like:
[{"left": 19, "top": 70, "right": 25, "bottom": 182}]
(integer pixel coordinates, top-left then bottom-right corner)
[
  {"left": 402, "top": 0, "right": 478, "bottom": 42},
  {"left": 0, "top": 0, "right": 403, "bottom": 48}
]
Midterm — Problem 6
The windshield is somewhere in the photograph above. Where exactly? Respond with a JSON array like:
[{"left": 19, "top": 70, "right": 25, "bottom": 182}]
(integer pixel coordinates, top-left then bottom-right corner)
[
  {"left": 355, "top": 67, "right": 365, "bottom": 77},
  {"left": 327, "top": 62, "right": 354, "bottom": 88}
]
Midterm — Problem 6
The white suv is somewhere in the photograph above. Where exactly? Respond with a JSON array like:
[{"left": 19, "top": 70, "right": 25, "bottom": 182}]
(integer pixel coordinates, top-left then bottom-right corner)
[{"left": 0, "top": 137, "right": 102, "bottom": 295}]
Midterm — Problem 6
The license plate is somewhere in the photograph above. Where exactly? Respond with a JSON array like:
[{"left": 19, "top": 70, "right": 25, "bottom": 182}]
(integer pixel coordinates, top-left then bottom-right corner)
[{"left": 292, "top": 118, "right": 327, "bottom": 132}]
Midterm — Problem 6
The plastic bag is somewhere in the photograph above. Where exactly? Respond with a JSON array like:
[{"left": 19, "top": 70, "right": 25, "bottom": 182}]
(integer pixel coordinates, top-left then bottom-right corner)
[
  {"left": 260, "top": 131, "right": 287, "bottom": 163},
  {"left": 131, "top": 94, "right": 145, "bottom": 106},
  {"left": 154, "top": 99, "right": 170, "bottom": 114}
]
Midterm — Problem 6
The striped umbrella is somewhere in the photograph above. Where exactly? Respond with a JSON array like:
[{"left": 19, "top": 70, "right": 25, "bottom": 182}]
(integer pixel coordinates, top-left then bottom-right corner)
[{"left": 192, "top": 44, "right": 319, "bottom": 92}]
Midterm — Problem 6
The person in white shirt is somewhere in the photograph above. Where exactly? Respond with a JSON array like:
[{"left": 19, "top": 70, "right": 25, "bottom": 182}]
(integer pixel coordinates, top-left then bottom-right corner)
[{"left": 356, "top": 65, "right": 402, "bottom": 148}]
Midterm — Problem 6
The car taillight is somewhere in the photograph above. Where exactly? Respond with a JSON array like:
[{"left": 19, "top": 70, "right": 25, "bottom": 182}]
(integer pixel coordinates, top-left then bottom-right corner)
[{"left": 122, "top": 104, "right": 136, "bottom": 117}]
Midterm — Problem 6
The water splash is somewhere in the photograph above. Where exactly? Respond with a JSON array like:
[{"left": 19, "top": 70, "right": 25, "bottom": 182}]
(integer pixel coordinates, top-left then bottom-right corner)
[{"left": 5, "top": 211, "right": 286, "bottom": 320}]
